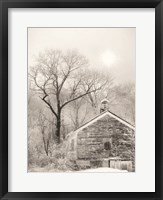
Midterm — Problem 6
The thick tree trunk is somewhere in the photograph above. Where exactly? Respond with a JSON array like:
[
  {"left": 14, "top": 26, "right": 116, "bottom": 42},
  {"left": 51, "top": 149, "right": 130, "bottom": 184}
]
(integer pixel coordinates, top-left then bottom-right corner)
[
  {"left": 56, "top": 98, "right": 61, "bottom": 143},
  {"left": 56, "top": 116, "right": 61, "bottom": 143}
]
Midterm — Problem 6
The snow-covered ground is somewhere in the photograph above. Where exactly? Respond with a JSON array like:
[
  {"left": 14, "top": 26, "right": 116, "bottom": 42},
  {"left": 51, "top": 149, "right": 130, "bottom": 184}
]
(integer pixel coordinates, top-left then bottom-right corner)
[
  {"left": 77, "top": 167, "right": 128, "bottom": 172},
  {"left": 28, "top": 167, "right": 127, "bottom": 172}
]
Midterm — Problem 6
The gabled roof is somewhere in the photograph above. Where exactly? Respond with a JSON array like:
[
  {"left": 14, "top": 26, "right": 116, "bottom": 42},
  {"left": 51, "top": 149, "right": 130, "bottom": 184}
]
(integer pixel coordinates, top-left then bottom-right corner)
[{"left": 72, "top": 110, "right": 135, "bottom": 134}]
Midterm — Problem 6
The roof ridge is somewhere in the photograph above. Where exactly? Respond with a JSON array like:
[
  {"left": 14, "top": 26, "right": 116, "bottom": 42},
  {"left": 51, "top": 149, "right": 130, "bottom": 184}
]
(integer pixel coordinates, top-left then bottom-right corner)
[
  {"left": 73, "top": 110, "right": 108, "bottom": 132},
  {"left": 73, "top": 110, "right": 134, "bottom": 132},
  {"left": 108, "top": 110, "right": 135, "bottom": 127}
]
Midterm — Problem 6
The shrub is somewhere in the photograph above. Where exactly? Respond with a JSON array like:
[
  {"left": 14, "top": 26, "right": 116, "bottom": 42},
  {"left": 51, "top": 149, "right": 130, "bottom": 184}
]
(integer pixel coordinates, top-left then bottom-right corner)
[{"left": 28, "top": 141, "right": 79, "bottom": 172}]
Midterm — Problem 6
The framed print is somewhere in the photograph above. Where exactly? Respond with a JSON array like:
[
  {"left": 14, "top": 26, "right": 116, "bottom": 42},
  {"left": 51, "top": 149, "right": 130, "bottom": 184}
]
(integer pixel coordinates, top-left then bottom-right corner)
[{"left": 0, "top": 0, "right": 163, "bottom": 199}]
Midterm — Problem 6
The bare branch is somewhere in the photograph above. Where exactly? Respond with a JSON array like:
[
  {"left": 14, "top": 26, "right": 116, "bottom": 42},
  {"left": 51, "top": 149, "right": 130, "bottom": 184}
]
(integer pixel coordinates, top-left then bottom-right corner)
[
  {"left": 40, "top": 95, "right": 58, "bottom": 119},
  {"left": 61, "top": 84, "right": 104, "bottom": 109}
]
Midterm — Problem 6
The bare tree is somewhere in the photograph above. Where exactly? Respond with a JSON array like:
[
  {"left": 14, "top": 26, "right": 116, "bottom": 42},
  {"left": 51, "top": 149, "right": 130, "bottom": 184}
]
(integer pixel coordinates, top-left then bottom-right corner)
[
  {"left": 112, "top": 82, "right": 135, "bottom": 124},
  {"left": 37, "top": 111, "right": 54, "bottom": 156},
  {"left": 83, "top": 71, "right": 114, "bottom": 110},
  {"left": 69, "top": 98, "right": 89, "bottom": 130},
  {"left": 29, "top": 49, "right": 108, "bottom": 143},
  {"left": 123, "top": 83, "right": 135, "bottom": 123}
]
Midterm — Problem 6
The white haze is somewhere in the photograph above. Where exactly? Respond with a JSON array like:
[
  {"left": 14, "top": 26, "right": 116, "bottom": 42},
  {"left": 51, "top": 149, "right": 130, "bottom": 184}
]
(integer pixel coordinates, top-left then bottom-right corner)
[{"left": 28, "top": 28, "right": 135, "bottom": 84}]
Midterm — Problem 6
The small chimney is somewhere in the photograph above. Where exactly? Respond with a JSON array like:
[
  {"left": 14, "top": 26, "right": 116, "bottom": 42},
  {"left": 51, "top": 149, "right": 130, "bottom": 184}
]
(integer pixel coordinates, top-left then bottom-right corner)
[{"left": 100, "top": 99, "right": 109, "bottom": 113}]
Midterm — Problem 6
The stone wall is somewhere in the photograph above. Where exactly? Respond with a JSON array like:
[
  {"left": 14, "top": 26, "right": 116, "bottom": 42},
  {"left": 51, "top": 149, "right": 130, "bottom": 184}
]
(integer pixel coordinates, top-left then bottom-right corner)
[{"left": 76, "top": 114, "right": 135, "bottom": 170}]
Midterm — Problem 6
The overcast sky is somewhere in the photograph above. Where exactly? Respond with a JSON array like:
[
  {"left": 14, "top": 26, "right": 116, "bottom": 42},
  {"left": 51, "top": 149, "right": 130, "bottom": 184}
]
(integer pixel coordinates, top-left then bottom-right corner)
[{"left": 28, "top": 28, "right": 135, "bottom": 84}]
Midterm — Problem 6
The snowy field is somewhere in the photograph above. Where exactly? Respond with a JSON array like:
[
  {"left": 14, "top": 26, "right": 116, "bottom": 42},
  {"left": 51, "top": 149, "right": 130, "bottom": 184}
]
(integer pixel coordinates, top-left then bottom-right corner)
[
  {"left": 28, "top": 167, "right": 128, "bottom": 173},
  {"left": 77, "top": 168, "right": 128, "bottom": 172}
]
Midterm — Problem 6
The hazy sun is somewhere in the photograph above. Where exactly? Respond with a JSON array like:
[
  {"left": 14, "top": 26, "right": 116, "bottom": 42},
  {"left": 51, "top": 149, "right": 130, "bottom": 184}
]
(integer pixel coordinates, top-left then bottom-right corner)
[{"left": 100, "top": 50, "right": 116, "bottom": 68}]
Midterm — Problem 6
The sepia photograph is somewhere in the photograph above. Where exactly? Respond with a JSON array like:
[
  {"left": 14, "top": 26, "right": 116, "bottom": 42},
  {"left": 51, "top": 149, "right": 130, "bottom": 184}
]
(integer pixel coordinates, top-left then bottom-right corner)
[{"left": 28, "top": 27, "right": 135, "bottom": 173}]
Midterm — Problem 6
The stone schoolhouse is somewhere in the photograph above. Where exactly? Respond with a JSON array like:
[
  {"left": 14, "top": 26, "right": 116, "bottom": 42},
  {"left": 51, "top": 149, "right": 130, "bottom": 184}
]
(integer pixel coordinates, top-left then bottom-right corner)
[{"left": 66, "top": 99, "right": 135, "bottom": 171}]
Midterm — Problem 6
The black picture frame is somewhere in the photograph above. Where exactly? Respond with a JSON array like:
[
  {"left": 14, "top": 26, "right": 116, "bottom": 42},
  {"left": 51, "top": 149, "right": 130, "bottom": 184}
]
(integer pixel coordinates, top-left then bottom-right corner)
[{"left": 0, "top": 0, "right": 162, "bottom": 199}]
